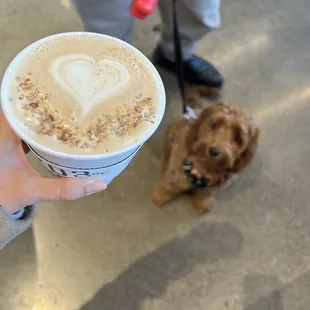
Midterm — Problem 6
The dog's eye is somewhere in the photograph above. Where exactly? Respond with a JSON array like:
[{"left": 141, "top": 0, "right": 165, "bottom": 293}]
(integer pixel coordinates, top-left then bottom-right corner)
[{"left": 210, "top": 123, "right": 218, "bottom": 130}]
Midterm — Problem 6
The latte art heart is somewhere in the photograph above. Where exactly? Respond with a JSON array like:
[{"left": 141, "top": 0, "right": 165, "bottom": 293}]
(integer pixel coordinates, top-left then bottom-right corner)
[{"left": 50, "top": 54, "right": 130, "bottom": 115}]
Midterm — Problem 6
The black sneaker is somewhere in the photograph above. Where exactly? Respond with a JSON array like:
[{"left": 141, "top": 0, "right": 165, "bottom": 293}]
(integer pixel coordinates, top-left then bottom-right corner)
[{"left": 153, "top": 46, "right": 224, "bottom": 88}]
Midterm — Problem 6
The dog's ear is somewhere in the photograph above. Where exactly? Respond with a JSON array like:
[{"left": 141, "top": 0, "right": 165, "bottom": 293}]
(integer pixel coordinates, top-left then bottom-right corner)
[{"left": 229, "top": 120, "right": 259, "bottom": 173}]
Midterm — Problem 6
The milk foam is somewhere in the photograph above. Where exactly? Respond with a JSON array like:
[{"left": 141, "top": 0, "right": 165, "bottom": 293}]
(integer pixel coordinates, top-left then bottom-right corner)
[
  {"left": 8, "top": 34, "right": 161, "bottom": 155},
  {"left": 50, "top": 54, "right": 130, "bottom": 115}
]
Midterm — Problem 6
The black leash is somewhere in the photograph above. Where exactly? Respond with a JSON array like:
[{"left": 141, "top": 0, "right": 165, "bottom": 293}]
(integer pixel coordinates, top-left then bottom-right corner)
[
  {"left": 173, "top": 0, "right": 206, "bottom": 187},
  {"left": 172, "top": 0, "right": 196, "bottom": 119},
  {"left": 172, "top": 0, "right": 186, "bottom": 114}
]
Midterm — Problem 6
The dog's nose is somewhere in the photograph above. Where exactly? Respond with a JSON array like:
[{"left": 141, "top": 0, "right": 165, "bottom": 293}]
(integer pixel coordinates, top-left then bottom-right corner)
[{"left": 209, "top": 147, "right": 220, "bottom": 157}]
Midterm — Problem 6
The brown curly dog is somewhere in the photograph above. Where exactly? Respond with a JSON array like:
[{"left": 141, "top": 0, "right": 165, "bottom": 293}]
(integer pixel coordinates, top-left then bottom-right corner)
[{"left": 151, "top": 99, "right": 259, "bottom": 214}]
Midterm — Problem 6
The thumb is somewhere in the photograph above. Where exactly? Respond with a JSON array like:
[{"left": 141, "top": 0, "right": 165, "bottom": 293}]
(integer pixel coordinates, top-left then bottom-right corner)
[{"left": 30, "top": 177, "right": 107, "bottom": 203}]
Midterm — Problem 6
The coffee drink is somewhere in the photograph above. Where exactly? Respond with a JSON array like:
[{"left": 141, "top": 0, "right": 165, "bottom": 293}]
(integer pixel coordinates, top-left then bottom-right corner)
[{"left": 7, "top": 34, "right": 161, "bottom": 155}]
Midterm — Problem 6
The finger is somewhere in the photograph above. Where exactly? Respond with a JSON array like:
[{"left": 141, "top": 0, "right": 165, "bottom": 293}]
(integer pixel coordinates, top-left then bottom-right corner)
[
  {"left": 0, "top": 112, "right": 19, "bottom": 140},
  {"left": 0, "top": 177, "right": 106, "bottom": 214},
  {"left": 1, "top": 113, "right": 31, "bottom": 155},
  {"left": 29, "top": 177, "right": 107, "bottom": 203},
  {"left": 0, "top": 112, "right": 21, "bottom": 150}
]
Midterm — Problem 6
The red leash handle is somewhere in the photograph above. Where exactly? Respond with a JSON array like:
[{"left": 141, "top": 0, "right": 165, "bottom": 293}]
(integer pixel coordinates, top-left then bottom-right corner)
[{"left": 130, "top": 0, "right": 159, "bottom": 19}]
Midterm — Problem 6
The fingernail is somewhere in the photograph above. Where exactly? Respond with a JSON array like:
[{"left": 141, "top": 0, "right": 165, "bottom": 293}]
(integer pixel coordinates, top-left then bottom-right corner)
[{"left": 85, "top": 180, "right": 107, "bottom": 195}]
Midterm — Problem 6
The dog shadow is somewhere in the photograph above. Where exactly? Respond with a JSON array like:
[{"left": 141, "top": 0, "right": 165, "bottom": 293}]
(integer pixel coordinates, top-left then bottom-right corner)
[{"left": 78, "top": 222, "right": 243, "bottom": 310}]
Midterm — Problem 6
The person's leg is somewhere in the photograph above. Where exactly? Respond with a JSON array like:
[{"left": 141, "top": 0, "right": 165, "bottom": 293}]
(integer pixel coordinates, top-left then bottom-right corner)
[
  {"left": 72, "top": 0, "right": 134, "bottom": 43},
  {"left": 158, "top": 0, "right": 220, "bottom": 61},
  {"left": 156, "top": 0, "right": 223, "bottom": 87}
]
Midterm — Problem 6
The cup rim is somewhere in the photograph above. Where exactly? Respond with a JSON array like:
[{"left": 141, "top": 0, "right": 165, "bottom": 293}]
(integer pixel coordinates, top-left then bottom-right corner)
[{"left": 1, "top": 31, "right": 166, "bottom": 160}]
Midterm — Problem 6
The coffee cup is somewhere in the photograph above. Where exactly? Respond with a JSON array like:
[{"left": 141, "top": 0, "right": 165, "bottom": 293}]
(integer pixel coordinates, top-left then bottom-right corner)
[{"left": 1, "top": 32, "right": 166, "bottom": 185}]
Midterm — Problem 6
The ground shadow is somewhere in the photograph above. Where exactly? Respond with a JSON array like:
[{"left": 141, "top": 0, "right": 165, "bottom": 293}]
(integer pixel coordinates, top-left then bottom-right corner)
[
  {"left": 79, "top": 222, "right": 243, "bottom": 310},
  {"left": 243, "top": 271, "right": 310, "bottom": 310},
  {"left": 243, "top": 274, "right": 284, "bottom": 310}
]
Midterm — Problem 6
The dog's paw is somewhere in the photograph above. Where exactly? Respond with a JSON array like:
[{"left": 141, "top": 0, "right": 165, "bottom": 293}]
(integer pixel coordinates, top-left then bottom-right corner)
[
  {"left": 151, "top": 183, "right": 182, "bottom": 207},
  {"left": 151, "top": 185, "right": 169, "bottom": 207},
  {"left": 192, "top": 197, "right": 214, "bottom": 214}
]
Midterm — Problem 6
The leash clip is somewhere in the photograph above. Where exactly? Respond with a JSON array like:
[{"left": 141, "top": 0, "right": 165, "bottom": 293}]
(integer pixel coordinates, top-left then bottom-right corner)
[
  {"left": 182, "top": 160, "right": 209, "bottom": 188},
  {"left": 183, "top": 106, "right": 197, "bottom": 120}
]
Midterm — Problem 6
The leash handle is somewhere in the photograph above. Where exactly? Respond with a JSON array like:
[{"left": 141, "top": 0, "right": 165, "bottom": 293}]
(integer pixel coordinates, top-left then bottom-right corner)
[
  {"left": 130, "top": 0, "right": 159, "bottom": 19},
  {"left": 172, "top": 0, "right": 187, "bottom": 114}
]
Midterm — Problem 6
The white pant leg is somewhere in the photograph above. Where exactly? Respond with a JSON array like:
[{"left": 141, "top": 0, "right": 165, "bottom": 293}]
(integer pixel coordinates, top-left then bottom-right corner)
[
  {"left": 158, "top": 0, "right": 221, "bottom": 61},
  {"left": 72, "top": 0, "right": 134, "bottom": 43}
]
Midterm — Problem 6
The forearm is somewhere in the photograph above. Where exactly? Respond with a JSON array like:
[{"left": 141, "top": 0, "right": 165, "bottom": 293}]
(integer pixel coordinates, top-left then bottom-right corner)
[{"left": 0, "top": 205, "right": 35, "bottom": 250}]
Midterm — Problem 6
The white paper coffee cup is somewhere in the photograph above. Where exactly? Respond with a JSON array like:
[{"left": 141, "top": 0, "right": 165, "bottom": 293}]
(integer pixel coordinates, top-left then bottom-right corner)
[{"left": 1, "top": 32, "right": 166, "bottom": 185}]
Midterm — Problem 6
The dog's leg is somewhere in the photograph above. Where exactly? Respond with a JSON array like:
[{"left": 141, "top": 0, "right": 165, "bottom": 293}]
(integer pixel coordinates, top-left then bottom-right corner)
[
  {"left": 151, "top": 182, "right": 183, "bottom": 207},
  {"left": 191, "top": 188, "right": 214, "bottom": 214}
]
